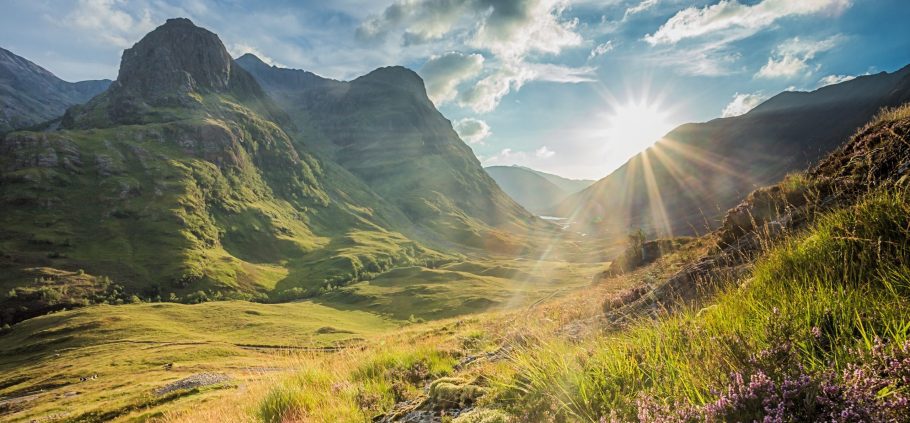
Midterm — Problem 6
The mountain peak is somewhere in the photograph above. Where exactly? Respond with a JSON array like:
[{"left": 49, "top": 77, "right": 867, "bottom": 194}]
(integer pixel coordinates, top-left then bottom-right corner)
[
  {"left": 115, "top": 17, "right": 236, "bottom": 99},
  {"left": 63, "top": 18, "right": 264, "bottom": 128},
  {"left": 236, "top": 53, "right": 268, "bottom": 67},
  {"left": 355, "top": 66, "right": 426, "bottom": 95}
]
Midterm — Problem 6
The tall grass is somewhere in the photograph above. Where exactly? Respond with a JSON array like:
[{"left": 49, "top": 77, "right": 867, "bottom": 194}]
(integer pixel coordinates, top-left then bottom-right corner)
[
  {"left": 492, "top": 188, "right": 910, "bottom": 421},
  {"left": 254, "top": 344, "right": 457, "bottom": 422}
]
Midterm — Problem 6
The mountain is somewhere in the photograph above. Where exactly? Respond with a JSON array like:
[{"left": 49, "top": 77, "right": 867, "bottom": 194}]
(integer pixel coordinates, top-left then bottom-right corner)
[
  {"left": 236, "top": 53, "right": 539, "bottom": 249},
  {"left": 0, "top": 47, "right": 110, "bottom": 134},
  {"left": 0, "top": 18, "right": 453, "bottom": 324},
  {"left": 485, "top": 165, "right": 594, "bottom": 214},
  {"left": 556, "top": 65, "right": 910, "bottom": 237}
]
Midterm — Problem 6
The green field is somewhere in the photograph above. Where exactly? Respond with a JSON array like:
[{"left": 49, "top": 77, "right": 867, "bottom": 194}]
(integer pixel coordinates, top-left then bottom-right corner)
[{"left": 0, "top": 257, "right": 606, "bottom": 422}]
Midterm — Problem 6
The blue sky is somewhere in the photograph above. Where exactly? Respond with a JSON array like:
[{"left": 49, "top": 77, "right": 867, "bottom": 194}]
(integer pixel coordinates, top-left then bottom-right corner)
[{"left": 2, "top": 0, "right": 909, "bottom": 179}]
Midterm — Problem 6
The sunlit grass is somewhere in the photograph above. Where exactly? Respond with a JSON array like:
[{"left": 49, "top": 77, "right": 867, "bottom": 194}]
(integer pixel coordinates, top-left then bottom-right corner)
[{"left": 491, "top": 187, "right": 910, "bottom": 421}]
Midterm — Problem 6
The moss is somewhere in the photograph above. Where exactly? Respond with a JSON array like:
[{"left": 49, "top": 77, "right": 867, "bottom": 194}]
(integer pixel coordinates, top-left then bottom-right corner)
[
  {"left": 453, "top": 408, "right": 511, "bottom": 423},
  {"left": 428, "top": 377, "right": 487, "bottom": 409}
]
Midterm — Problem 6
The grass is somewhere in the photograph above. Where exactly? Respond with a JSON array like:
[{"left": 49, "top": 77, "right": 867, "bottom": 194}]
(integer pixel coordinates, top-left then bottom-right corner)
[
  {"left": 30, "top": 186, "right": 908, "bottom": 422},
  {"left": 0, "top": 257, "right": 606, "bottom": 422},
  {"left": 487, "top": 187, "right": 910, "bottom": 421},
  {"left": 0, "top": 300, "right": 395, "bottom": 422}
]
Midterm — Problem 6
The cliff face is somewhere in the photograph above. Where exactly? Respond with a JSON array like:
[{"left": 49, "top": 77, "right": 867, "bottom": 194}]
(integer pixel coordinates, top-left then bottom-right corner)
[{"left": 63, "top": 18, "right": 266, "bottom": 128}]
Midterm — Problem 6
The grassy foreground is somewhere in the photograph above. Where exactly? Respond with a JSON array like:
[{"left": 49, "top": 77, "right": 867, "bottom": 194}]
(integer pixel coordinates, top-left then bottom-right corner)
[{"left": 0, "top": 257, "right": 606, "bottom": 422}]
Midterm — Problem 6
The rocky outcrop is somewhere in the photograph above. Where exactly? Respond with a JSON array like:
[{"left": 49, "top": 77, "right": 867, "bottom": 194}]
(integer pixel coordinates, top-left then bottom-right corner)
[
  {"left": 114, "top": 18, "right": 259, "bottom": 103},
  {"left": 63, "top": 18, "right": 266, "bottom": 128}
]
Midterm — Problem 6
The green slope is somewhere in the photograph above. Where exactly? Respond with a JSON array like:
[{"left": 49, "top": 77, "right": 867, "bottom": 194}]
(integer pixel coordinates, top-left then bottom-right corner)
[
  {"left": 0, "top": 18, "right": 453, "bottom": 324},
  {"left": 236, "top": 54, "right": 544, "bottom": 253}
]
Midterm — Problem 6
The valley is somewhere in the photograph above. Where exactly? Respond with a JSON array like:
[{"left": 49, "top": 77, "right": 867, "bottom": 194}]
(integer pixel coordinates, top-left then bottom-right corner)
[{"left": 1, "top": 4, "right": 910, "bottom": 423}]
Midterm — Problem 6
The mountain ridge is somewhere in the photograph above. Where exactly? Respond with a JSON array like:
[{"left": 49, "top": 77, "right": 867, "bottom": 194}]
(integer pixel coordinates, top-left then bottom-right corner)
[
  {"left": 557, "top": 64, "right": 910, "bottom": 237},
  {"left": 237, "top": 52, "right": 541, "bottom": 250},
  {"left": 485, "top": 165, "right": 594, "bottom": 214},
  {"left": 0, "top": 46, "right": 110, "bottom": 133}
]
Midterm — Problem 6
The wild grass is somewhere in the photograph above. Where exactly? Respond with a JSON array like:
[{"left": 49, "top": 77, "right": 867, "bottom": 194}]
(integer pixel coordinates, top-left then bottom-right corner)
[
  {"left": 491, "top": 187, "right": 910, "bottom": 421},
  {"left": 872, "top": 103, "right": 910, "bottom": 126}
]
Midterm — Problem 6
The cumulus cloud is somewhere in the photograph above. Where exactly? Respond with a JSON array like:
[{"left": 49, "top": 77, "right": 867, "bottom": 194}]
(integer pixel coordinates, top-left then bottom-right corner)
[
  {"left": 458, "top": 67, "right": 528, "bottom": 113},
  {"left": 755, "top": 35, "right": 843, "bottom": 79},
  {"left": 356, "top": 0, "right": 469, "bottom": 43},
  {"left": 357, "top": 0, "right": 592, "bottom": 113},
  {"left": 588, "top": 41, "right": 614, "bottom": 59},
  {"left": 64, "top": 0, "right": 156, "bottom": 47},
  {"left": 419, "top": 52, "right": 485, "bottom": 105},
  {"left": 470, "top": 0, "right": 583, "bottom": 60},
  {"left": 721, "top": 92, "right": 768, "bottom": 117},
  {"left": 645, "top": 0, "right": 852, "bottom": 46},
  {"left": 453, "top": 118, "right": 492, "bottom": 144}
]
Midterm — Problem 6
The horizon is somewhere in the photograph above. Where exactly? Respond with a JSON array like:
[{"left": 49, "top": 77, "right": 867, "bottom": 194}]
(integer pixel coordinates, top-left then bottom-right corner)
[{"left": 3, "top": 0, "right": 910, "bottom": 180}]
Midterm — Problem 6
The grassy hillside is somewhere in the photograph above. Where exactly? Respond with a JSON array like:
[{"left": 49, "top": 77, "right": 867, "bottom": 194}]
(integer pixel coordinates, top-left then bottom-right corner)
[
  {"left": 0, "top": 19, "right": 479, "bottom": 324},
  {"left": 141, "top": 105, "right": 910, "bottom": 422},
  {"left": 0, "top": 257, "right": 606, "bottom": 422},
  {"left": 236, "top": 55, "right": 544, "bottom": 252},
  {"left": 557, "top": 65, "right": 910, "bottom": 238}
]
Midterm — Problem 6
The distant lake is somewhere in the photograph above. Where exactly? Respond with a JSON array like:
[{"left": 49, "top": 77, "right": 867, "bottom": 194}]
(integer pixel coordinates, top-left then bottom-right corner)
[{"left": 539, "top": 216, "right": 568, "bottom": 221}]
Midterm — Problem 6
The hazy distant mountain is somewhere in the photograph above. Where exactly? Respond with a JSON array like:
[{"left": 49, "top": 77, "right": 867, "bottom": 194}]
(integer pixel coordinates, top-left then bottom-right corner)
[
  {"left": 557, "top": 64, "right": 910, "bottom": 237},
  {"left": 0, "top": 47, "right": 110, "bottom": 133},
  {"left": 485, "top": 165, "right": 594, "bottom": 214},
  {"left": 237, "top": 53, "right": 539, "bottom": 249}
]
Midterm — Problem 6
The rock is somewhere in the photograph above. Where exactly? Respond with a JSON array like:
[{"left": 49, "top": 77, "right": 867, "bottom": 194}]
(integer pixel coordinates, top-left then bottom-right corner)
[
  {"left": 427, "top": 377, "right": 486, "bottom": 410},
  {"left": 62, "top": 18, "right": 265, "bottom": 128},
  {"left": 154, "top": 372, "right": 230, "bottom": 396},
  {"left": 375, "top": 377, "right": 488, "bottom": 423}
]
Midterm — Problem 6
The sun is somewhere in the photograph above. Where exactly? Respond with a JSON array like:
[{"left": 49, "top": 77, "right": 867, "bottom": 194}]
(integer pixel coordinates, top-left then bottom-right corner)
[{"left": 605, "top": 101, "right": 674, "bottom": 152}]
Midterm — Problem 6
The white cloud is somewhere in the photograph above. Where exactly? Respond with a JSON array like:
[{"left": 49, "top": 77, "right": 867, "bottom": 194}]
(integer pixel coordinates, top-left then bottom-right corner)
[
  {"left": 535, "top": 146, "right": 555, "bottom": 158},
  {"left": 645, "top": 0, "right": 852, "bottom": 46},
  {"left": 524, "top": 62, "right": 597, "bottom": 83},
  {"left": 470, "top": 0, "right": 583, "bottom": 60},
  {"left": 458, "top": 66, "right": 530, "bottom": 113},
  {"left": 453, "top": 118, "right": 492, "bottom": 144},
  {"left": 755, "top": 35, "right": 843, "bottom": 79},
  {"left": 588, "top": 40, "right": 614, "bottom": 59},
  {"left": 64, "top": 0, "right": 156, "bottom": 47},
  {"left": 456, "top": 61, "right": 594, "bottom": 113},
  {"left": 482, "top": 145, "right": 556, "bottom": 167},
  {"left": 357, "top": 0, "right": 593, "bottom": 113},
  {"left": 624, "top": 0, "right": 660, "bottom": 19},
  {"left": 817, "top": 73, "right": 857, "bottom": 87},
  {"left": 721, "top": 92, "right": 768, "bottom": 117},
  {"left": 419, "top": 52, "right": 485, "bottom": 105}
]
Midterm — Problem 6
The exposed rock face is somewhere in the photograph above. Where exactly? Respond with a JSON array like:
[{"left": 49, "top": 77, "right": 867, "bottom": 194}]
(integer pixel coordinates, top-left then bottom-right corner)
[
  {"left": 115, "top": 18, "right": 257, "bottom": 102},
  {"left": 63, "top": 18, "right": 265, "bottom": 128},
  {"left": 0, "top": 47, "right": 110, "bottom": 133}
]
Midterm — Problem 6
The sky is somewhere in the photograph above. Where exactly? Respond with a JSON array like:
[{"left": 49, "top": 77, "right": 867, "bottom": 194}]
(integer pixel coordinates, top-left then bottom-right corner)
[{"left": 2, "top": 0, "right": 909, "bottom": 180}]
